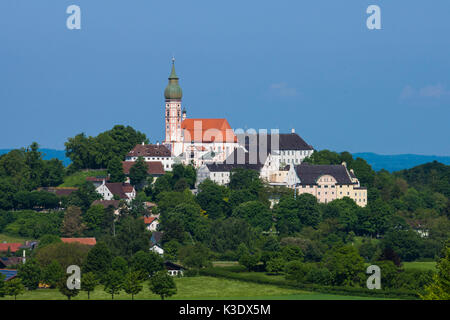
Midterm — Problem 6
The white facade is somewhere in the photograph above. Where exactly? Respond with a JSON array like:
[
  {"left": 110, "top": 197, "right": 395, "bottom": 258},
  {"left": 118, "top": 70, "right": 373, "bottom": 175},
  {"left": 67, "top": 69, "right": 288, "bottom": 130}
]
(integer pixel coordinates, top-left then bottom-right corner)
[
  {"left": 150, "top": 244, "right": 164, "bottom": 255},
  {"left": 146, "top": 219, "right": 159, "bottom": 232},
  {"left": 95, "top": 181, "right": 136, "bottom": 202},
  {"left": 180, "top": 141, "right": 238, "bottom": 168},
  {"left": 279, "top": 149, "right": 314, "bottom": 167},
  {"left": 197, "top": 166, "right": 232, "bottom": 186},
  {"left": 125, "top": 154, "right": 174, "bottom": 171}
]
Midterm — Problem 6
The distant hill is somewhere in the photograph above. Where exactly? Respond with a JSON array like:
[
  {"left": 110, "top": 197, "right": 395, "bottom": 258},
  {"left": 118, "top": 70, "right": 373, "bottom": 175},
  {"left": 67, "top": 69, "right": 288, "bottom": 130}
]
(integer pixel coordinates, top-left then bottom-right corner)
[
  {"left": 0, "top": 148, "right": 71, "bottom": 166},
  {"left": 393, "top": 161, "right": 450, "bottom": 197},
  {"left": 1, "top": 148, "right": 449, "bottom": 172},
  {"left": 352, "top": 152, "right": 450, "bottom": 172}
]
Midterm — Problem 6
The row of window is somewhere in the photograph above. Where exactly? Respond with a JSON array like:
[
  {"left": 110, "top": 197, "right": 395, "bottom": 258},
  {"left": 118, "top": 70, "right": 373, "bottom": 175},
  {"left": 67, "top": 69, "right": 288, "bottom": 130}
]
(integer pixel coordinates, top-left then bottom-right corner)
[
  {"left": 281, "top": 150, "right": 310, "bottom": 156},
  {"left": 133, "top": 157, "right": 170, "bottom": 161},
  {"left": 316, "top": 191, "right": 366, "bottom": 197},
  {"left": 213, "top": 172, "right": 229, "bottom": 177}
]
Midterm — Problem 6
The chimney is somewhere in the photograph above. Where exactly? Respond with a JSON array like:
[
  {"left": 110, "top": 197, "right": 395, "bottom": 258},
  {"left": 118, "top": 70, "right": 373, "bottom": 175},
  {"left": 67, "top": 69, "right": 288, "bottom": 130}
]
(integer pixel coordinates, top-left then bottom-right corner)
[
  {"left": 142, "top": 141, "right": 145, "bottom": 146},
  {"left": 157, "top": 141, "right": 160, "bottom": 146},
  {"left": 291, "top": 128, "right": 295, "bottom": 133},
  {"left": 341, "top": 161, "right": 347, "bottom": 167}
]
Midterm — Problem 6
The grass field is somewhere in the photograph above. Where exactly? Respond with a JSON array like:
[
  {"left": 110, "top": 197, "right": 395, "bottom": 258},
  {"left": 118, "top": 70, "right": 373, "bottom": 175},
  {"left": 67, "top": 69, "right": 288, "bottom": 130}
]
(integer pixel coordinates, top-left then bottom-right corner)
[
  {"left": 212, "top": 261, "right": 239, "bottom": 267},
  {"left": 0, "top": 233, "right": 30, "bottom": 243},
  {"left": 353, "top": 236, "right": 380, "bottom": 248},
  {"left": 403, "top": 261, "right": 437, "bottom": 272},
  {"left": 59, "top": 170, "right": 107, "bottom": 187},
  {"left": 0, "top": 276, "right": 386, "bottom": 300}
]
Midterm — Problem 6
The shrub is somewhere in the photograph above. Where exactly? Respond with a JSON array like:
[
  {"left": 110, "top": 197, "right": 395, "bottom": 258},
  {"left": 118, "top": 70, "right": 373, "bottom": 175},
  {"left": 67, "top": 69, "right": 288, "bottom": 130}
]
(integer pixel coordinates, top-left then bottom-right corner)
[{"left": 305, "top": 267, "right": 333, "bottom": 286}]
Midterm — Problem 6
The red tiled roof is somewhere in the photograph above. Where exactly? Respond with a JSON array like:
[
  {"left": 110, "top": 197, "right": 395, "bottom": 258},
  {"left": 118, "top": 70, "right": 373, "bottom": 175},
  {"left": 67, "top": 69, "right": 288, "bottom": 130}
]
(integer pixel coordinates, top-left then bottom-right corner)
[
  {"left": 91, "top": 200, "right": 121, "bottom": 209},
  {"left": 144, "top": 202, "right": 157, "bottom": 208},
  {"left": 39, "top": 187, "right": 78, "bottom": 197},
  {"left": 181, "top": 118, "right": 237, "bottom": 143},
  {"left": 143, "top": 217, "right": 157, "bottom": 225},
  {"left": 61, "top": 238, "right": 97, "bottom": 246},
  {"left": 104, "top": 183, "right": 135, "bottom": 199},
  {"left": 122, "top": 161, "right": 165, "bottom": 175},
  {"left": 127, "top": 144, "right": 171, "bottom": 158},
  {"left": 86, "top": 177, "right": 108, "bottom": 182},
  {"left": 122, "top": 184, "right": 134, "bottom": 193},
  {"left": 0, "top": 243, "right": 22, "bottom": 253}
]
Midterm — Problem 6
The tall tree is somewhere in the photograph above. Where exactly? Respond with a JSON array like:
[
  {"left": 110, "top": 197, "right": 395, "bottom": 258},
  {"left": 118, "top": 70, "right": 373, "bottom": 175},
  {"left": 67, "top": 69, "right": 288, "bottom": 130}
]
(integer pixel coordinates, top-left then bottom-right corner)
[
  {"left": 81, "top": 272, "right": 98, "bottom": 300},
  {"left": 421, "top": 246, "right": 450, "bottom": 300},
  {"left": 103, "top": 270, "right": 124, "bottom": 300},
  {"left": 65, "top": 125, "right": 148, "bottom": 170},
  {"left": 61, "top": 206, "right": 86, "bottom": 237},
  {"left": 123, "top": 271, "right": 143, "bottom": 300},
  {"left": 83, "top": 242, "right": 113, "bottom": 281},
  {"left": 66, "top": 181, "right": 102, "bottom": 212},
  {"left": 129, "top": 157, "right": 149, "bottom": 189},
  {"left": 83, "top": 204, "right": 105, "bottom": 235},
  {"left": 57, "top": 275, "right": 80, "bottom": 300},
  {"left": 108, "top": 157, "right": 126, "bottom": 183},
  {"left": 232, "top": 201, "right": 272, "bottom": 230},
  {"left": 149, "top": 271, "right": 177, "bottom": 300},
  {"left": 4, "top": 278, "right": 25, "bottom": 300},
  {"left": 18, "top": 259, "right": 41, "bottom": 290},
  {"left": 41, "top": 260, "right": 65, "bottom": 288},
  {"left": 130, "top": 250, "right": 164, "bottom": 280},
  {"left": 109, "top": 216, "right": 150, "bottom": 260}
]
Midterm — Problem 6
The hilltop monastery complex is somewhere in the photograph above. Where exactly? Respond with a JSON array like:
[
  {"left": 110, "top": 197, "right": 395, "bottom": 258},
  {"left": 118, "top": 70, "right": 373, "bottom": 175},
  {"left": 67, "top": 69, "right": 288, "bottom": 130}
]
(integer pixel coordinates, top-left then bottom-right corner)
[{"left": 115, "top": 59, "right": 368, "bottom": 207}]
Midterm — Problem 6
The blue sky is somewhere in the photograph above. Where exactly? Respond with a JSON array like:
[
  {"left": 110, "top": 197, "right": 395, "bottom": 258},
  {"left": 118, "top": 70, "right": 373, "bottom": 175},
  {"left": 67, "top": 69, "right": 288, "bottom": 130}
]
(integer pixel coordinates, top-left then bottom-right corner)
[{"left": 1, "top": 0, "right": 449, "bottom": 155}]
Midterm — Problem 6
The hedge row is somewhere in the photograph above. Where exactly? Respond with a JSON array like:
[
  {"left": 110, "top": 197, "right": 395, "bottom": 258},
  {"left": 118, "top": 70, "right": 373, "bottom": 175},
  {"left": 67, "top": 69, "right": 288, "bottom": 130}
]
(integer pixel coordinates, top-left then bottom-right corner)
[{"left": 199, "top": 267, "right": 420, "bottom": 300}]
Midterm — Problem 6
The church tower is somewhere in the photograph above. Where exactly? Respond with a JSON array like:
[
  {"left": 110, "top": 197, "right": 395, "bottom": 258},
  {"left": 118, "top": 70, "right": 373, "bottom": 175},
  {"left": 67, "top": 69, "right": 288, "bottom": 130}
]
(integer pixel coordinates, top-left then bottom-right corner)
[{"left": 163, "top": 58, "right": 184, "bottom": 152}]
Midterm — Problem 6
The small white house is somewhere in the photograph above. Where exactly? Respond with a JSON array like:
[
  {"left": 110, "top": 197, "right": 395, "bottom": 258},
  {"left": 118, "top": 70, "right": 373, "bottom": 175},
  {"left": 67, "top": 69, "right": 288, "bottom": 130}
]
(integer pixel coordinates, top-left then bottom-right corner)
[
  {"left": 150, "top": 244, "right": 164, "bottom": 255},
  {"left": 144, "top": 216, "right": 159, "bottom": 232},
  {"left": 96, "top": 181, "right": 136, "bottom": 202},
  {"left": 164, "top": 261, "right": 185, "bottom": 277}
]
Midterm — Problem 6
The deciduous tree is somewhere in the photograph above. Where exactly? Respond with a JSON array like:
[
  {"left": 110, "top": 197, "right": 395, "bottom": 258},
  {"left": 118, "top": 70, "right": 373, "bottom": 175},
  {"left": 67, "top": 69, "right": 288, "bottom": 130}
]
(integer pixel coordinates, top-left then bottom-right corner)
[{"left": 149, "top": 270, "right": 177, "bottom": 300}]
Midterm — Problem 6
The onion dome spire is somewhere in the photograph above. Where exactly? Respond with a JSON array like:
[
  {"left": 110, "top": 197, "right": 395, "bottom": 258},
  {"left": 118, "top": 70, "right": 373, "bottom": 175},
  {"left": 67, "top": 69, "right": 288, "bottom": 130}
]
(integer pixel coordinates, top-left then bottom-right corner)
[{"left": 164, "top": 57, "right": 182, "bottom": 100}]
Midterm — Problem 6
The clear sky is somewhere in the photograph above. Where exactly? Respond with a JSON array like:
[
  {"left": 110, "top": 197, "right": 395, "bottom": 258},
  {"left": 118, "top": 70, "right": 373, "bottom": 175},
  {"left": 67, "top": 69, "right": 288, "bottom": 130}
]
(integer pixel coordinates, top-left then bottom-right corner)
[{"left": 1, "top": 0, "right": 449, "bottom": 155}]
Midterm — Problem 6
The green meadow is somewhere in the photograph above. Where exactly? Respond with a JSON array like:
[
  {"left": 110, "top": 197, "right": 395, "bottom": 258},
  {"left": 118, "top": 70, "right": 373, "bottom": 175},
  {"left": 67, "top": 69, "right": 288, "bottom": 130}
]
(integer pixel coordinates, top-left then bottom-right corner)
[
  {"left": 0, "top": 276, "right": 386, "bottom": 300},
  {"left": 58, "top": 170, "right": 107, "bottom": 187}
]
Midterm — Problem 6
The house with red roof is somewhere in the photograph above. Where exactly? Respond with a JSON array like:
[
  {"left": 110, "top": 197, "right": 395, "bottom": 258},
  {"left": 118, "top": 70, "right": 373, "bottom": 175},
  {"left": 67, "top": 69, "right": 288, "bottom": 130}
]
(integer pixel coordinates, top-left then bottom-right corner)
[
  {"left": 125, "top": 143, "right": 174, "bottom": 171},
  {"left": 86, "top": 176, "right": 109, "bottom": 188},
  {"left": 95, "top": 181, "right": 136, "bottom": 202},
  {"left": 0, "top": 243, "right": 22, "bottom": 254},
  {"left": 122, "top": 161, "right": 165, "bottom": 178},
  {"left": 143, "top": 216, "right": 159, "bottom": 232}
]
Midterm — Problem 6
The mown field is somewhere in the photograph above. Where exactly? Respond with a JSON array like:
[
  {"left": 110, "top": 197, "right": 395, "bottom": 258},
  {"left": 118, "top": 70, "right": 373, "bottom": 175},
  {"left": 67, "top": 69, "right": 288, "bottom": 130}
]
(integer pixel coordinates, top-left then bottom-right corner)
[
  {"left": 0, "top": 276, "right": 386, "bottom": 300},
  {"left": 58, "top": 170, "right": 107, "bottom": 187},
  {"left": 0, "top": 233, "right": 31, "bottom": 243},
  {"left": 403, "top": 261, "right": 437, "bottom": 272}
]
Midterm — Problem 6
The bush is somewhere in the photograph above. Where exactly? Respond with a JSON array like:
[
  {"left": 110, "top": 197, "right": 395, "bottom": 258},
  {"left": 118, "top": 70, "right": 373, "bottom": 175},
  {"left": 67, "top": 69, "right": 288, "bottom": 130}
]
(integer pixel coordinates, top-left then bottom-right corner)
[
  {"left": 184, "top": 269, "right": 199, "bottom": 277},
  {"left": 266, "top": 258, "right": 285, "bottom": 274},
  {"left": 394, "top": 269, "right": 434, "bottom": 292},
  {"left": 305, "top": 267, "right": 333, "bottom": 286},
  {"left": 284, "top": 260, "right": 313, "bottom": 283}
]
